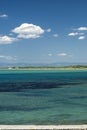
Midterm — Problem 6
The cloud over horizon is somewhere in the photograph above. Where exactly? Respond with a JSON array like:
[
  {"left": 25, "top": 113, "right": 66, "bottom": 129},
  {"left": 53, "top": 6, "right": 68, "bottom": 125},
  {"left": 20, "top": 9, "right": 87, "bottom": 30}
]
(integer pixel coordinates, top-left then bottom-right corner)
[
  {"left": 0, "top": 55, "right": 17, "bottom": 61},
  {"left": 57, "top": 53, "right": 67, "bottom": 56},
  {"left": 48, "top": 53, "right": 53, "bottom": 56}
]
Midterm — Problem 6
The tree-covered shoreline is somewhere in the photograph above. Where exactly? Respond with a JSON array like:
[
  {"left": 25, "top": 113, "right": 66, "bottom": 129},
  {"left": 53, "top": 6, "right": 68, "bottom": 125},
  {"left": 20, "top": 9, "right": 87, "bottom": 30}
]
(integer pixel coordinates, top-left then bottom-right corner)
[{"left": 0, "top": 65, "right": 87, "bottom": 70}]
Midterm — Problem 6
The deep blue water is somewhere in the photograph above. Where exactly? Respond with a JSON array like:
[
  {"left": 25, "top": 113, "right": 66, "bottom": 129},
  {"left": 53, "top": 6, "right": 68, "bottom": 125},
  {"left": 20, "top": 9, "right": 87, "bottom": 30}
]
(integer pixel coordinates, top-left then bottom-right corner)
[{"left": 0, "top": 70, "right": 87, "bottom": 124}]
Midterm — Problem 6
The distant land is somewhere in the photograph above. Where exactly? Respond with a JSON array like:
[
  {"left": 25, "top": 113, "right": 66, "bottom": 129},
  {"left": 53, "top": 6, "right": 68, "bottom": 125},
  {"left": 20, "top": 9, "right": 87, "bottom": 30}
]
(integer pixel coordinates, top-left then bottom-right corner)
[
  {"left": 0, "top": 63, "right": 87, "bottom": 70},
  {"left": 0, "top": 62, "right": 87, "bottom": 67}
]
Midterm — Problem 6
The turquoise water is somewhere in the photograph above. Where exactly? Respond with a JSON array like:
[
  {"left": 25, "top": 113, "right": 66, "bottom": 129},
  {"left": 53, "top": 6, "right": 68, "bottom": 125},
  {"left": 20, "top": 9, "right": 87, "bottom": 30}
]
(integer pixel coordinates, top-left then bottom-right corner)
[{"left": 0, "top": 70, "right": 87, "bottom": 124}]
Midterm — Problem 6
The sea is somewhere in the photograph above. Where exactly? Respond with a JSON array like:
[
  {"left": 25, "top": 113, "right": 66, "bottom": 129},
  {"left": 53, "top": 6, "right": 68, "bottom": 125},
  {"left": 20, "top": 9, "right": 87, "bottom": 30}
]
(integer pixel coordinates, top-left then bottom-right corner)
[{"left": 0, "top": 69, "right": 87, "bottom": 125}]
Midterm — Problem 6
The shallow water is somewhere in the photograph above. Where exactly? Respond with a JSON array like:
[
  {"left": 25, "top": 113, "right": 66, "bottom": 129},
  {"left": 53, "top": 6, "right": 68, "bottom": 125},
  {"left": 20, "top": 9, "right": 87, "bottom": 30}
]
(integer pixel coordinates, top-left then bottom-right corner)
[{"left": 0, "top": 70, "right": 87, "bottom": 124}]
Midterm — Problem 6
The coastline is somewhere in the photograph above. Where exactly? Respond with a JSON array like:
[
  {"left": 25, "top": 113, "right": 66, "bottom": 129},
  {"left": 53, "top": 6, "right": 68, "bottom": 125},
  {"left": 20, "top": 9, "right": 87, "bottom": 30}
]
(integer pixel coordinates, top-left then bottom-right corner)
[
  {"left": 0, "top": 125, "right": 87, "bottom": 129},
  {"left": 0, "top": 66, "right": 87, "bottom": 71}
]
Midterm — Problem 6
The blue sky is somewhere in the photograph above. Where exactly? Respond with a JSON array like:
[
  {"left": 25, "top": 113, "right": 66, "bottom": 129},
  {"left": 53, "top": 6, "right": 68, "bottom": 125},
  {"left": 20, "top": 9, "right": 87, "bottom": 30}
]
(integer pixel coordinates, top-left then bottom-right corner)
[{"left": 0, "top": 0, "right": 87, "bottom": 64}]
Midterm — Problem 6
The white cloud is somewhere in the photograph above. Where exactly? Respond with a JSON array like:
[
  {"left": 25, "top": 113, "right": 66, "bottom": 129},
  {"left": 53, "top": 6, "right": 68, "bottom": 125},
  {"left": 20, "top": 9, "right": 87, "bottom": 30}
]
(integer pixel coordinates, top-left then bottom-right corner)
[
  {"left": 68, "top": 30, "right": 86, "bottom": 40},
  {"left": 78, "top": 36, "right": 85, "bottom": 40},
  {"left": 57, "top": 53, "right": 67, "bottom": 56},
  {"left": 48, "top": 53, "right": 52, "bottom": 56},
  {"left": 77, "top": 27, "right": 87, "bottom": 31},
  {"left": 57, "top": 53, "right": 73, "bottom": 57},
  {"left": 0, "top": 55, "right": 17, "bottom": 60},
  {"left": 53, "top": 34, "right": 59, "bottom": 37},
  {"left": 68, "top": 32, "right": 85, "bottom": 36},
  {"left": 0, "top": 14, "right": 8, "bottom": 18},
  {"left": 12, "top": 23, "right": 44, "bottom": 39},
  {"left": 0, "top": 35, "right": 17, "bottom": 44},
  {"left": 46, "top": 28, "right": 51, "bottom": 32},
  {"left": 68, "top": 32, "right": 79, "bottom": 36}
]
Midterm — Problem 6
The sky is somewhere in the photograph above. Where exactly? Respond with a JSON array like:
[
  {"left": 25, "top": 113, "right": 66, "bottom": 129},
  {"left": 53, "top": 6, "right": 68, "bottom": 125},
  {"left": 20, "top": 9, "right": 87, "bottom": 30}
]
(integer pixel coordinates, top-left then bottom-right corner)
[{"left": 0, "top": 0, "right": 87, "bottom": 64}]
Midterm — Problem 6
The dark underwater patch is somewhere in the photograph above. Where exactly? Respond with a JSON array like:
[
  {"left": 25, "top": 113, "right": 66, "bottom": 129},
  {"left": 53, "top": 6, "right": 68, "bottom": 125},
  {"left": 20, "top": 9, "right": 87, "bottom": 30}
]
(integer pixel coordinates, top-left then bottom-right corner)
[
  {"left": 0, "top": 105, "right": 49, "bottom": 112},
  {"left": 0, "top": 81, "right": 82, "bottom": 92}
]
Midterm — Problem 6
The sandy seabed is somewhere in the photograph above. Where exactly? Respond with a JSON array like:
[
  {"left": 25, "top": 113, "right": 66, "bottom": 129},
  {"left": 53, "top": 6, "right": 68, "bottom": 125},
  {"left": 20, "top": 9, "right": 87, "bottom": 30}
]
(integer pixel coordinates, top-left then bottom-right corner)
[{"left": 0, "top": 125, "right": 87, "bottom": 130}]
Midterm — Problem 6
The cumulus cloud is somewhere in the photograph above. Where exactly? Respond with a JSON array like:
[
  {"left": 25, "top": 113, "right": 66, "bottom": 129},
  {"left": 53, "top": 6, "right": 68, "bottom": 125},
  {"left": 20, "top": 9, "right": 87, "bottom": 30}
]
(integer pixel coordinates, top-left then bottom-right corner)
[
  {"left": 78, "top": 36, "right": 85, "bottom": 40},
  {"left": 0, "top": 55, "right": 17, "bottom": 60},
  {"left": 0, "top": 35, "right": 17, "bottom": 44},
  {"left": 46, "top": 28, "right": 51, "bottom": 32},
  {"left": 0, "top": 14, "right": 8, "bottom": 18},
  {"left": 12, "top": 23, "right": 44, "bottom": 39},
  {"left": 53, "top": 34, "right": 59, "bottom": 37}
]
